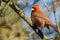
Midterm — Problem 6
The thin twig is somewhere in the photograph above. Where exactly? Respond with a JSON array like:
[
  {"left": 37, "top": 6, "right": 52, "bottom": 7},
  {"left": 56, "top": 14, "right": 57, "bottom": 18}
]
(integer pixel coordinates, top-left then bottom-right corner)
[
  {"left": 41, "top": 0, "right": 51, "bottom": 12},
  {"left": 41, "top": 0, "right": 51, "bottom": 17},
  {"left": 52, "top": 0, "right": 60, "bottom": 33},
  {"left": 42, "top": 0, "right": 60, "bottom": 12},
  {"left": 1, "top": 0, "right": 11, "bottom": 14}
]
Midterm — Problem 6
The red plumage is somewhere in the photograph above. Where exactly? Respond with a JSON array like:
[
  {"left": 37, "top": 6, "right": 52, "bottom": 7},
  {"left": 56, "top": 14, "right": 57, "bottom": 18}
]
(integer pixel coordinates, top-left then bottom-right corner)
[{"left": 31, "top": 4, "right": 59, "bottom": 33}]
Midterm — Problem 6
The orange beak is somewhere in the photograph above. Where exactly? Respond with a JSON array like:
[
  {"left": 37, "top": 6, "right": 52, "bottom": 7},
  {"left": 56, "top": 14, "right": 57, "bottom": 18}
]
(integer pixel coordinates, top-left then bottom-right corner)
[{"left": 31, "top": 8, "right": 35, "bottom": 11}]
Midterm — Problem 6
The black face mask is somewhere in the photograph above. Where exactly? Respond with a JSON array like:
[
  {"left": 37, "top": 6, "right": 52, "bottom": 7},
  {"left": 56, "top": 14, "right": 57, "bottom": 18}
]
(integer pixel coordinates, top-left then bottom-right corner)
[{"left": 32, "top": 7, "right": 36, "bottom": 12}]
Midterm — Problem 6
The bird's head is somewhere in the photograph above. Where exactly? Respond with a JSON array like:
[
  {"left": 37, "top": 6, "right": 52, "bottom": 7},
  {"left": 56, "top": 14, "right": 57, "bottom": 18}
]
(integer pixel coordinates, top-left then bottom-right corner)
[{"left": 31, "top": 4, "right": 41, "bottom": 12}]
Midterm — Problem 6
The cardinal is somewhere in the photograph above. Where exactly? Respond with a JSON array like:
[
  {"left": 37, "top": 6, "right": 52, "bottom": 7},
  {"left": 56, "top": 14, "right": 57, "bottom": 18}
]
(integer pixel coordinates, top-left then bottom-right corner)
[{"left": 31, "top": 4, "right": 59, "bottom": 38}]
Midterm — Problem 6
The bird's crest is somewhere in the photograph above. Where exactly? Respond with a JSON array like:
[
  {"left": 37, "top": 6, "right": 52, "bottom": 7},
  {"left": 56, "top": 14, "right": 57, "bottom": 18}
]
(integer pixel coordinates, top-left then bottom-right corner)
[{"left": 32, "top": 4, "right": 41, "bottom": 12}]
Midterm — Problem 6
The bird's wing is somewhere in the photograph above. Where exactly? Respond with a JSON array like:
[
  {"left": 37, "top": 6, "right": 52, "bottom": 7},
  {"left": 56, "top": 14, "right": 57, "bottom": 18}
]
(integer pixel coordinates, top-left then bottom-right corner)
[
  {"left": 33, "top": 12, "right": 52, "bottom": 26},
  {"left": 35, "top": 12, "right": 49, "bottom": 20},
  {"left": 31, "top": 13, "right": 44, "bottom": 39}
]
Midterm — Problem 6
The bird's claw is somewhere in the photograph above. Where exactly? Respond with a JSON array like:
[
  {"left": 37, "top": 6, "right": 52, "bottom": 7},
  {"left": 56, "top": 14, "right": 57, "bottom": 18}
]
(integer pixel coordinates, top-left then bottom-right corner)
[{"left": 36, "top": 29, "right": 38, "bottom": 32}]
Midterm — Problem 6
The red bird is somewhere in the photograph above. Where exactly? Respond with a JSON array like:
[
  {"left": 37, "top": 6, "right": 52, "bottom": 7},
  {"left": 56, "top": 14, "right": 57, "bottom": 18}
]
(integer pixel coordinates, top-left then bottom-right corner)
[{"left": 31, "top": 4, "right": 59, "bottom": 38}]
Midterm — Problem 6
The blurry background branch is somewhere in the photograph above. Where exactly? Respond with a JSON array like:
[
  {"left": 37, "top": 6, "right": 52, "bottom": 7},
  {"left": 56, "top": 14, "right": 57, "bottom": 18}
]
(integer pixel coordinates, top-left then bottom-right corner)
[
  {"left": 51, "top": 0, "right": 60, "bottom": 11},
  {"left": 1, "top": 0, "right": 28, "bottom": 40},
  {"left": 52, "top": 0, "right": 60, "bottom": 32},
  {"left": 42, "top": 0, "right": 60, "bottom": 12},
  {"left": 1, "top": 0, "right": 11, "bottom": 14},
  {"left": 49, "top": 0, "right": 60, "bottom": 11},
  {"left": 41, "top": 0, "right": 51, "bottom": 12}
]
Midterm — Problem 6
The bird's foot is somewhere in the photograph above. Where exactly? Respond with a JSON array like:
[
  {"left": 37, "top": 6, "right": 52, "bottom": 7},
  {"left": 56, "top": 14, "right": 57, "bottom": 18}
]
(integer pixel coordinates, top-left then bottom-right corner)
[
  {"left": 42, "top": 35, "right": 48, "bottom": 40},
  {"left": 41, "top": 26, "right": 45, "bottom": 29},
  {"left": 36, "top": 29, "right": 38, "bottom": 32}
]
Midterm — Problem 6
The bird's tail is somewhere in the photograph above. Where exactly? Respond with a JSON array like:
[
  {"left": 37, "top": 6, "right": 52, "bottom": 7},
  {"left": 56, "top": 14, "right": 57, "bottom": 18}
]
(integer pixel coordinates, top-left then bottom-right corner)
[
  {"left": 49, "top": 24, "right": 59, "bottom": 33},
  {"left": 32, "top": 23, "right": 44, "bottom": 39}
]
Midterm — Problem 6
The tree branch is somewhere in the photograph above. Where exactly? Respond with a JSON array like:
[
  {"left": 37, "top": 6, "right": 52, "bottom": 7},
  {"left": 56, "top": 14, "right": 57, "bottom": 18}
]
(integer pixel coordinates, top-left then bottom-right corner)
[
  {"left": 2, "top": 0, "right": 32, "bottom": 29},
  {"left": 1, "top": 0, "right": 11, "bottom": 14},
  {"left": 52, "top": 0, "right": 60, "bottom": 34},
  {"left": 52, "top": 0, "right": 59, "bottom": 30},
  {"left": 41, "top": 0, "right": 51, "bottom": 12},
  {"left": 2, "top": 0, "right": 49, "bottom": 39},
  {"left": 9, "top": 3, "right": 33, "bottom": 26},
  {"left": 42, "top": 0, "right": 60, "bottom": 12}
]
